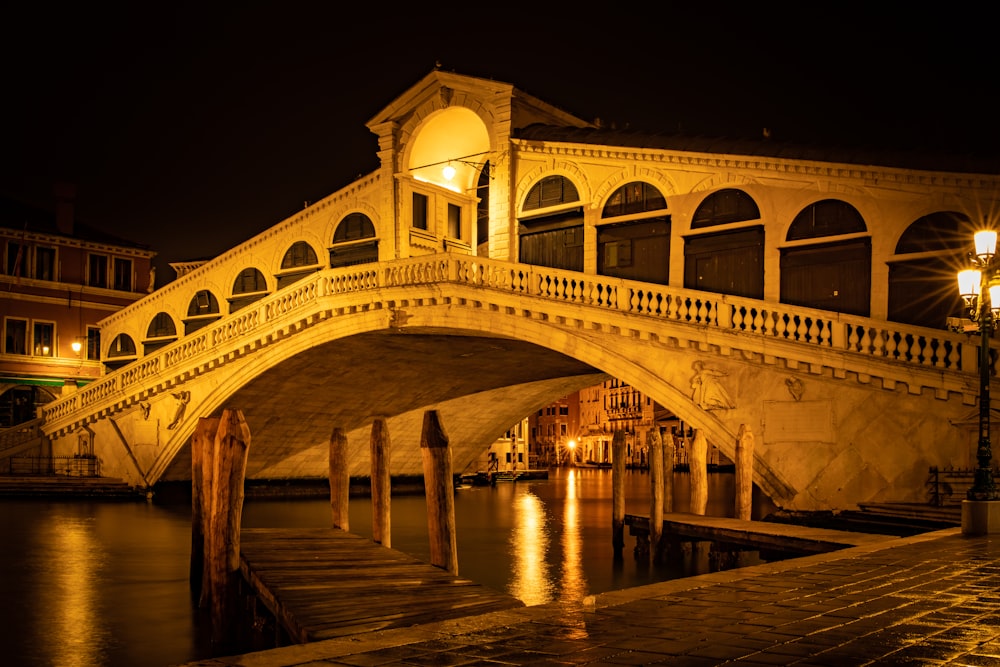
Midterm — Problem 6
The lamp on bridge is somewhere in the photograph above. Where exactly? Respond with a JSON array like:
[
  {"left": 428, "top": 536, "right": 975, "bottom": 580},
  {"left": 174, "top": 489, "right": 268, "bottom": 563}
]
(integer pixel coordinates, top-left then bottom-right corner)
[{"left": 957, "top": 230, "right": 1000, "bottom": 532}]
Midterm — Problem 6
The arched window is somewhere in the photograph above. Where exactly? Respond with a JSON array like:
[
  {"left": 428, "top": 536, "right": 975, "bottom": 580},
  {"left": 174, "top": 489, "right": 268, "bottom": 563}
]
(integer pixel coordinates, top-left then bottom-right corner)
[
  {"left": 233, "top": 267, "right": 267, "bottom": 294},
  {"left": 691, "top": 189, "right": 760, "bottom": 228},
  {"left": 229, "top": 267, "right": 269, "bottom": 313},
  {"left": 184, "top": 290, "right": 221, "bottom": 334},
  {"left": 143, "top": 312, "right": 177, "bottom": 355},
  {"left": 888, "top": 211, "right": 972, "bottom": 328},
  {"left": 519, "top": 176, "right": 583, "bottom": 271},
  {"left": 146, "top": 312, "right": 177, "bottom": 338},
  {"left": 281, "top": 241, "right": 318, "bottom": 268},
  {"left": 104, "top": 332, "right": 137, "bottom": 371},
  {"left": 786, "top": 199, "right": 866, "bottom": 241},
  {"left": 598, "top": 182, "right": 670, "bottom": 285},
  {"left": 601, "top": 182, "right": 666, "bottom": 218},
  {"left": 684, "top": 189, "right": 764, "bottom": 297},
  {"left": 522, "top": 175, "right": 579, "bottom": 212},
  {"left": 781, "top": 199, "right": 870, "bottom": 316},
  {"left": 107, "top": 333, "right": 136, "bottom": 357},
  {"left": 278, "top": 241, "right": 321, "bottom": 288},
  {"left": 330, "top": 213, "right": 378, "bottom": 268}
]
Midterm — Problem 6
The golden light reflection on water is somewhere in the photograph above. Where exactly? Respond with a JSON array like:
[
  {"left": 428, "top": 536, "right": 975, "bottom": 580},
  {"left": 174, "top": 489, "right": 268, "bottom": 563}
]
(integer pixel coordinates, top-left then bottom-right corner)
[
  {"left": 41, "top": 514, "right": 106, "bottom": 667},
  {"left": 507, "top": 490, "right": 553, "bottom": 605},
  {"left": 506, "top": 468, "right": 591, "bottom": 607},
  {"left": 559, "top": 468, "right": 587, "bottom": 603}
]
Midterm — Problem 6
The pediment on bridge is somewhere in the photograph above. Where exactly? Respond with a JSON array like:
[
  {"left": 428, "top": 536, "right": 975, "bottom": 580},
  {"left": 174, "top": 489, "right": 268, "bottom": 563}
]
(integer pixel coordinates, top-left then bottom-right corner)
[{"left": 365, "top": 69, "right": 590, "bottom": 133}]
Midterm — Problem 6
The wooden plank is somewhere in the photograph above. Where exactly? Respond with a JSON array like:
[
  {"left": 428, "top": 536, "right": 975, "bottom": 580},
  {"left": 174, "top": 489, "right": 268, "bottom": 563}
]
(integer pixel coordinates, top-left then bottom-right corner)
[
  {"left": 239, "top": 528, "right": 524, "bottom": 644},
  {"left": 625, "top": 512, "right": 896, "bottom": 553}
]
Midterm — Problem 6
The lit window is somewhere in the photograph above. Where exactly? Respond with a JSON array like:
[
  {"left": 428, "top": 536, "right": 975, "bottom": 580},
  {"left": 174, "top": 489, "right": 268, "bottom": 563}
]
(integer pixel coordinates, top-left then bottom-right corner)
[{"left": 33, "top": 322, "right": 54, "bottom": 356}]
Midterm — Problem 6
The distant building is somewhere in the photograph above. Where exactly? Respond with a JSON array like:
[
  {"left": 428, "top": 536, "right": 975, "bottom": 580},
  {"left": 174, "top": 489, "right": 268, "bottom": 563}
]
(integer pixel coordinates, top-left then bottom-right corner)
[
  {"left": 0, "top": 186, "right": 155, "bottom": 430},
  {"left": 465, "top": 417, "right": 532, "bottom": 473},
  {"left": 577, "top": 379, "right": 662, "bottom": 467},
  {"left": 534, "top": 379, "right": 727, "bottom": 469},
  {"left": 529, "top": 393, "right": 580, "bottom": 466}
]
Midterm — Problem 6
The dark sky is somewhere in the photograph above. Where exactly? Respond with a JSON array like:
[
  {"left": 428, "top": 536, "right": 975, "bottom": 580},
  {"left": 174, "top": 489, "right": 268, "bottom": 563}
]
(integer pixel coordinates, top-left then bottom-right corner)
[{"left": 3, "top": 3, "right": 998, "bottom": 279}]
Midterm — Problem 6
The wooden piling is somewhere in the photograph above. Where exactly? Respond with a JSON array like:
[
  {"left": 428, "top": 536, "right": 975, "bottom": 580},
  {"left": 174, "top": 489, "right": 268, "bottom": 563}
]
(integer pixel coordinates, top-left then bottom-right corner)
[
  {"left": 735, "top": 423, "right": 754, "bottom": 521},
  {"left": 689, "top": 429, "right": 708, "bottom": 515},
  {"left": 612, "top": 429, "right": 626, "bottom": 554},
  {"left": 189, "top": 415, "right": 219, "bottom": 602},
  {"left": 648, "top": 428, "right": 664, "bottom": 563},
  {"left": 328, "top": 427, "right": 350, "bottom": 531},
  {"left": 420, "top": 410, "right": 458, "bottom": 575},
  {"left": 664, "top": 430, "right": 675, "bottom": 513},
  {"left": 370, "top": 417, "right": 391, "bottom": 548},
  {"left": 204, "top": 408, "right": 251, "bottom": 646}
]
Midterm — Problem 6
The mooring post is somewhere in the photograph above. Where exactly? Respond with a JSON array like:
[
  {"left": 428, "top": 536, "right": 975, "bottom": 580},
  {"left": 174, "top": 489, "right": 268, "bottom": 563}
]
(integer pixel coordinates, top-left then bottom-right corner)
[
  {"left": 689, "top": 429, "right": 708, "bottom": 515},
  {"left": 420, "top": 410, "right": 458, "bottom": 574},
  {"left": 735, "top": 424, "right": 754, "bottom": 521},
  {"left": 328, "top": 426, "right": 350, "bottom": 531},
  {"left": 370, "top": 417, "right": 391, "bottom": 547},
  {"left": 663, "top": 429, "right": 675, "bottom": 513},
  {"left": 206, "top": 408, "right": 251, "bottom": 647},
  {"left": 612, "top": 429, "right": 626, "bottom": 555},
  {"left": 647, "top": 428, "right": 664, "bottom": 563},
  {"left": 190, "top": 415, "right": 220, "bottom": 602}
]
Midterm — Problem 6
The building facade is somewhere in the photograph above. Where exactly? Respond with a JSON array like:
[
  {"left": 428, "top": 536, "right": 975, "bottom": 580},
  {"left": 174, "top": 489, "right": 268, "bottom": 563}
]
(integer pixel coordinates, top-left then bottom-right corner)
[
  {"left": 529, "top": 393, "right": 580, "bottom": 466},
  {"left": 0, "top": 188, "right": 154, "bottom": 441}
]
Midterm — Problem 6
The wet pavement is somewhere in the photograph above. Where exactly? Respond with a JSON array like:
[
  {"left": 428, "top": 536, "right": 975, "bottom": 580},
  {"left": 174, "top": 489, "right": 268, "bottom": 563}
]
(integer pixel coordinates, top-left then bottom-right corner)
[{"left": 182, "top": 527, "right": 1000, "bottom": 666}]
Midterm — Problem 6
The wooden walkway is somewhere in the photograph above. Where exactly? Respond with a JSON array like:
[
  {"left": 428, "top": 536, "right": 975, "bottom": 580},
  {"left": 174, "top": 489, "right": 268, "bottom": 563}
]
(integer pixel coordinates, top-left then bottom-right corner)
[
  {"left": 239, "top": 528, "right": 525, "bottom": 644},
  {"left": 625, "top": 512, "right": 897, "bottom": 553}
]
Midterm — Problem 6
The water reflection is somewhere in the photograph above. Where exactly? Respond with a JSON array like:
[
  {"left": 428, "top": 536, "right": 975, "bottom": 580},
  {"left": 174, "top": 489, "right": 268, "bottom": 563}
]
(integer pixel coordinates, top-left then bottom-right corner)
[
  {"left": 1, "top": 469, "right": 778, "bottom": 667},
  {"left": 558, "top": 468, "right": 586, "bottom": 604},
  {"left": 507, "top": 490, "right": 552, "bottom": 604},
  {"left": 39, "top": 511, "right": 106, "bottom": 667}
]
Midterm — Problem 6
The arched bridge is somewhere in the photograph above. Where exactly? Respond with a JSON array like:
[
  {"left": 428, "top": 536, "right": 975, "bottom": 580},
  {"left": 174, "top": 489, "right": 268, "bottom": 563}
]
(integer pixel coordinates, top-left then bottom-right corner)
[{"left": 40, "top": 254, "right": 984, "bottom": 512}]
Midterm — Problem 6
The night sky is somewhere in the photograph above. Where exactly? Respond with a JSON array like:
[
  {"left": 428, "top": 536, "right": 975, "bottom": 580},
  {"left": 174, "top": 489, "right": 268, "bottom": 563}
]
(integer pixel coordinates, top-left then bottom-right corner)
[{"left": 3, "top": 3, "right": 998, "bottom": 280}]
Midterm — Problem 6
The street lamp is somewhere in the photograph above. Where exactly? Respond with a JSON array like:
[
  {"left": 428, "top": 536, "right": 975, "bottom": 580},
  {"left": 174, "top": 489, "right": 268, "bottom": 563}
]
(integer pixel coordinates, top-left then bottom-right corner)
[{"left": 957, "top": 229, "right": 1000, "bottom": 501}]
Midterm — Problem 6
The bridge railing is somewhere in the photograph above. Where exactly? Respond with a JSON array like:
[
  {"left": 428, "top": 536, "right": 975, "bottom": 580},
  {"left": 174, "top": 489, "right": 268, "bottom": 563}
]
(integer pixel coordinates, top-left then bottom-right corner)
[{"left": 40, "top": 253, "right": 978, "bottom": 427}]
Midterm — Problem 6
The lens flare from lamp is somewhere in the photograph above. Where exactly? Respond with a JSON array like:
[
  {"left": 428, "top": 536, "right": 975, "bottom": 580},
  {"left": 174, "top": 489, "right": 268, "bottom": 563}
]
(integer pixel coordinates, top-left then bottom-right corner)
[
  {"left": 959, "top": 269, "right": 982, "bottom": 299},
  {"left": 989, "top": 284, "right": 1000, "bottom": 316},
  {"left": 975, "top": 230, "right": 998, "bottom": 260}
]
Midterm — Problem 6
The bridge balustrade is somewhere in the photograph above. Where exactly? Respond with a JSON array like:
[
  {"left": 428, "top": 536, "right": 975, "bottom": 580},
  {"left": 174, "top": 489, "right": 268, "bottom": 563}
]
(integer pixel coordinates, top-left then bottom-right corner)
[{"left": 40, "top": 254, "right": 981, "bottom": 434}]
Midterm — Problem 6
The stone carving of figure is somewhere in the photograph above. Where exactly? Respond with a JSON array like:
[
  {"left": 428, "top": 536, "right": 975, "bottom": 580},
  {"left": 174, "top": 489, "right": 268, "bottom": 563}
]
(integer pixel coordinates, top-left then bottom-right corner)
[
  {"left": 166, "top": 390, "right": 190, "bottom": 430},
  {"left": 785, "top": 377, "right": 804, "bottom": 401},
  {"left": 690, "top": 360, "right": 735, "bottom": 410},
  {"left": 147, "top": 266, "right": 156, "bottom": 293}
]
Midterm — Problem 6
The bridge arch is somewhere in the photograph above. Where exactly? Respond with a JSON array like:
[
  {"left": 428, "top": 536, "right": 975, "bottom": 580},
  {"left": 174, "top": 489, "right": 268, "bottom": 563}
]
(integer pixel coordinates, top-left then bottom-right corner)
[{"left": 142, "top": 293, "right": 798, "bottom": 507}]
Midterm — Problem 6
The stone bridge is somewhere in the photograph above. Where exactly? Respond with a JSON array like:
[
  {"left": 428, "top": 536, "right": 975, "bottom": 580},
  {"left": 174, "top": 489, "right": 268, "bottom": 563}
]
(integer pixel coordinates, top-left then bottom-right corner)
[{"left": 40, "top": 254, "right": 984, "bottom": 512}]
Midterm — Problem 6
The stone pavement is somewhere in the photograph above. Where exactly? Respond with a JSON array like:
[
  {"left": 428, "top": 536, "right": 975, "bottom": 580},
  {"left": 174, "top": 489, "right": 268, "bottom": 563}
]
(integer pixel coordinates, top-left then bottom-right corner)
[{"left": 183, "top": 527, "right": 1000, "bottom": 666}]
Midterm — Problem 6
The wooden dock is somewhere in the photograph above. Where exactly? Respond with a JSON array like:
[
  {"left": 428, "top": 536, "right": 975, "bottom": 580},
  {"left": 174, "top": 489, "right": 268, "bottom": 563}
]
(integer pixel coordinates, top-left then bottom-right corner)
[
  {"left": 625, "top": 512, "right": 897, "bottom": 554},
  {"left": 239, "top": 528, "right": 525, "bottom": 644}
]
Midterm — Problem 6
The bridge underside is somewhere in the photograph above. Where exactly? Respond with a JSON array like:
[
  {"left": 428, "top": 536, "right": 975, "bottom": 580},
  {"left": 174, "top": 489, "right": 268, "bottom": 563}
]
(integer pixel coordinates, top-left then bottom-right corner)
[{"left": 158, "top": 331, "right": 606, "bottom": 482}]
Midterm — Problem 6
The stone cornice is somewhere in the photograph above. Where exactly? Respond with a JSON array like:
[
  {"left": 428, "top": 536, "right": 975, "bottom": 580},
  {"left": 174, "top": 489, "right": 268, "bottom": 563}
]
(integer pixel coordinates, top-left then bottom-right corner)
[{"left": 511, "top": 140, "right": 1000, "bottom": 192}]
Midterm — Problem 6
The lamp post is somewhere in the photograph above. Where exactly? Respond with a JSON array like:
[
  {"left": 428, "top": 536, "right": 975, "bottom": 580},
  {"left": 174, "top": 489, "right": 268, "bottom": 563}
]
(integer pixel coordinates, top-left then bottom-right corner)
[{"left": 958, "top": 230, "right": 1000, "bottom": 501}]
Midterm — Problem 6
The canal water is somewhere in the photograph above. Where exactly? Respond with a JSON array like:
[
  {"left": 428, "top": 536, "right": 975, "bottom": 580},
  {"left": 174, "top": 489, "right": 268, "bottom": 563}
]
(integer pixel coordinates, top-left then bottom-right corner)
[{"left": 0, "top": 468, "right": 777, "bottom": 667}]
